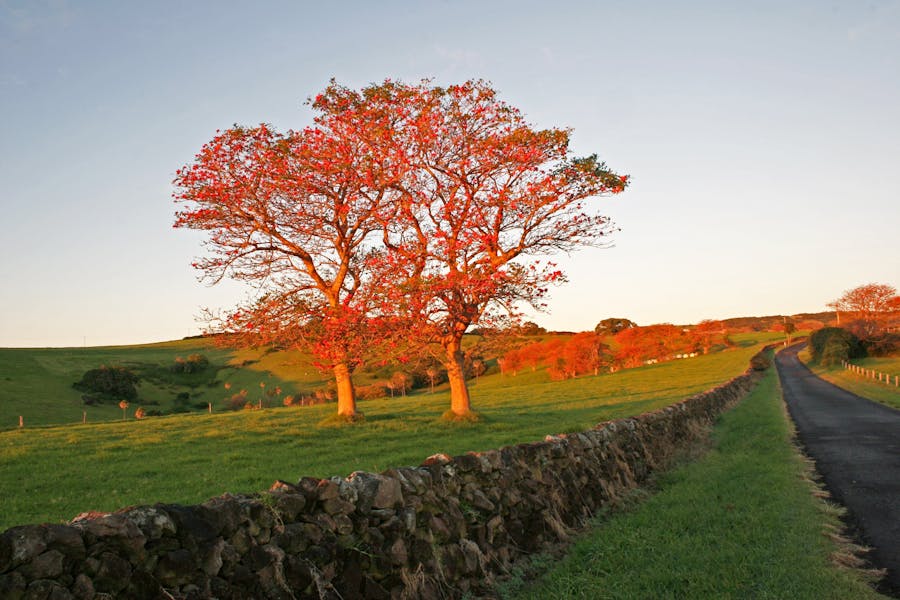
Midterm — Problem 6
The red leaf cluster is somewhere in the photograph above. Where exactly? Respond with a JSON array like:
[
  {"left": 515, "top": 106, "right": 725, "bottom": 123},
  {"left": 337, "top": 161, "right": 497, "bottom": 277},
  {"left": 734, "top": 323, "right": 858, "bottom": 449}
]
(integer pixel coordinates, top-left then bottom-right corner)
[{"left": 500, "top": 333, "right": 612, "bottom": 380}]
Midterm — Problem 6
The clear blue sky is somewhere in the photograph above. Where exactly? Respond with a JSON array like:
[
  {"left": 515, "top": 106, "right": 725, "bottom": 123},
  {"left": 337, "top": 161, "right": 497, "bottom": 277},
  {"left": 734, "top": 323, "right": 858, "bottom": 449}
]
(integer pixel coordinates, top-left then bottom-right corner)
[{"left": 1, "top": 1, "right": 898, "bottom": 347}]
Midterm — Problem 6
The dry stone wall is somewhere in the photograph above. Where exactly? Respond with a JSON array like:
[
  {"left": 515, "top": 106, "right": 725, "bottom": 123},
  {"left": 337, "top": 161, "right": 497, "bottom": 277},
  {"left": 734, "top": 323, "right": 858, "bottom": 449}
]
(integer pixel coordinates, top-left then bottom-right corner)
[{"left": 0, "top": 353, "right": 766, "bottom": 599}]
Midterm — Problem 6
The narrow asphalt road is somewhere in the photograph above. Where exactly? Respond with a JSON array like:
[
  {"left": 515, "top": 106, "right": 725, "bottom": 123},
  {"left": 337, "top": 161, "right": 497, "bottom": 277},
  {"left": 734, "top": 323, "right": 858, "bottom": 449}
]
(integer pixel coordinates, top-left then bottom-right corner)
[{"left": 776, "top": 345, "right": 900, "bottom": 595}]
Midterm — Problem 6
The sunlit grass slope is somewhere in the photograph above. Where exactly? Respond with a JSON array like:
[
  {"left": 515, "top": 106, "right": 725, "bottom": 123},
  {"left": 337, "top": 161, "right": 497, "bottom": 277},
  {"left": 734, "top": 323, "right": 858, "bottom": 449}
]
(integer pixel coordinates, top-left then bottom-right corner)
[
  {"left": 0, "top": 339, "right": 333, "bottom": 429},
  {"left": 799, "top": 351, "right": 900, "bottom": 410},
  {"left": 0, "top": 339, "right": 770, "bottom": 531},
  {"left": 509, "top": 367, "right": 887, "bottom": 599}
]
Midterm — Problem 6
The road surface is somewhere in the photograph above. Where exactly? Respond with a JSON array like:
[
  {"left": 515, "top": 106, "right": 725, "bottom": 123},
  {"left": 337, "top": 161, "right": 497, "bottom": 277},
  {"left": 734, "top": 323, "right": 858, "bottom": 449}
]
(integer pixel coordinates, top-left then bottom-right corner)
[{"left": 776, "top": 345, "right": 900, "bottom": 595}]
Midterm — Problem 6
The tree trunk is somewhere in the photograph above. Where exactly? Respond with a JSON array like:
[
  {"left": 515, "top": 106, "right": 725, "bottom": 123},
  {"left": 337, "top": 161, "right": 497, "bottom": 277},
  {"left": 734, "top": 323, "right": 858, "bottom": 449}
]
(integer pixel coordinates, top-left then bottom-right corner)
[
  {"left": 444, "top": 338, "right": 472, "bottom": 416},
  {"left": 333, "top": 362, "right": 358, "bottom": 417}
]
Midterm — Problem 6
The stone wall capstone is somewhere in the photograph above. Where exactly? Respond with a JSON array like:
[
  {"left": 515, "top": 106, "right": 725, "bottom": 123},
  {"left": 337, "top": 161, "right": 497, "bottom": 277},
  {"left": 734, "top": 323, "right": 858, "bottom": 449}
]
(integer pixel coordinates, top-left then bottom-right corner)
[{"left": 0, "top": 352, "right": 767, "bottom": 599}]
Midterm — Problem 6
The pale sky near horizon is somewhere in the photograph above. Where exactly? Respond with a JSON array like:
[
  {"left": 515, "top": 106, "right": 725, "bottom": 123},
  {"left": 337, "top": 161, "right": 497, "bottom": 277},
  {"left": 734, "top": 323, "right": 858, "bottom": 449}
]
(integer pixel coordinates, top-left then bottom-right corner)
[{"left": 1, "top": 1, "right": 898, "bottom": 347}]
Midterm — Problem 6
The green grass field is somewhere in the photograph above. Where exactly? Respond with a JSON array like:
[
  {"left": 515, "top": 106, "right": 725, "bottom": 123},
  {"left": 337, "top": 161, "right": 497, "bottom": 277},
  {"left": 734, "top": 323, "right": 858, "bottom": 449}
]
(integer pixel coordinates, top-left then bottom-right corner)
[
  {"left": 0, "top": 339, "right": 359, "bottom": 429},
  {"left": 0, "top": 337, "right": 773, "bottom": 531},
  {"left": 505, "top": 365, "right": 888, "bottom": 599},
  {"left": 799, "top": 352, "right": 900, "bottom": 410}
]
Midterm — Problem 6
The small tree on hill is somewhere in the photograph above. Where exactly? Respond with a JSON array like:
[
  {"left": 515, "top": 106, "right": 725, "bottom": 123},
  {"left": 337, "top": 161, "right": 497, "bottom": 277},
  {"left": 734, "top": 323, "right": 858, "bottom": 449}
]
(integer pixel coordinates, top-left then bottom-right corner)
[
  {"left": 425, "top": 367, "right": 439, "bottom": 393},
  {"left": 595, "top": 318, "right": 637, "bottom": 336},
  {"left": 470, "top": 357, "right": 486, "bottom": 379},
  {"left": 391, "top": 371, "right": 411, "bottom": 397},
  {"left": 829, "top": 283, "right": 898, "bottom": 346},
  {"left": 499, "top": 347, "right": 525, "bottom": 376},
  {"left": 783, "top": 320, "right": 796, "bottom": 344},
  {"left": 831, "top": 283, "right": 898, "bottom": 318},
  {"left": 519, "top": 321, "right": 547, "bottom": 336}
]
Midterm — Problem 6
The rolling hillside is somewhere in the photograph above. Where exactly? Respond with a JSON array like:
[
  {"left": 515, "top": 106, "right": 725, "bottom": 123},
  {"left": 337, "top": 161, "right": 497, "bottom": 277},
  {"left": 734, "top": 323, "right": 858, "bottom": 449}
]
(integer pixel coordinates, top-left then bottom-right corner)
[{"left": 0, "top": 334, "right": 776, "bottom": 529}]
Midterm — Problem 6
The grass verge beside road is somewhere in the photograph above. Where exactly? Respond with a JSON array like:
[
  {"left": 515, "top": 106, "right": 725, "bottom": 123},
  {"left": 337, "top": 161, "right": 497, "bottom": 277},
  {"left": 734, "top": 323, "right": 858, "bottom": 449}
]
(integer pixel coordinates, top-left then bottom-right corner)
[
  {"left": 799, "top": 351, "right": 900, "bottom": 410},
  {"left": 507, "top": 366, "right": 887, "bottom": 599}
]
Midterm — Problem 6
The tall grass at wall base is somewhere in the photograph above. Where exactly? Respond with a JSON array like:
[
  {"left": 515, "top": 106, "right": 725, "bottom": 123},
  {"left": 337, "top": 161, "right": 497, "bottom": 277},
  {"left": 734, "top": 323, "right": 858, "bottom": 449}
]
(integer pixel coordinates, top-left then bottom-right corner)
[
  {"left": 506, "top": 367, "right": 888, "bottom": 599},
  {"left": 799, "top": 350, "right": 900, "bottom": 410}
]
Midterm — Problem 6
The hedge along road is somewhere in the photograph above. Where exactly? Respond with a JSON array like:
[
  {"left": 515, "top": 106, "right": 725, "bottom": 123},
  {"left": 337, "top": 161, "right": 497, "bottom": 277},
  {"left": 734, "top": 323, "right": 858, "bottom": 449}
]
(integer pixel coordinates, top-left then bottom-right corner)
[{"left": 776, "top": 344, "right": 900, "bottom": 594}]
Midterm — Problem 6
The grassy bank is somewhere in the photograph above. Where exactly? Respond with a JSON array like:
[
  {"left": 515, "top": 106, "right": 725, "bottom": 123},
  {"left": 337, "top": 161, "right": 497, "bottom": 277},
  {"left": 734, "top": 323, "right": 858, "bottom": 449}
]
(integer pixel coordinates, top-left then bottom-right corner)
[
  {"left": 507, "top": 366, "right": 887, "bottom": 599},
  {"left": 0, "top": 332, "right": 782, "bottom": 430},
  {"left": 0, "top": 339, "right": 330, "bottom": 428},
  {"left": 799, "top": 352, "right": 900, "bottom": 410},
  {"left": 0, "top": 342, "right": 767, "bottom": 531}
]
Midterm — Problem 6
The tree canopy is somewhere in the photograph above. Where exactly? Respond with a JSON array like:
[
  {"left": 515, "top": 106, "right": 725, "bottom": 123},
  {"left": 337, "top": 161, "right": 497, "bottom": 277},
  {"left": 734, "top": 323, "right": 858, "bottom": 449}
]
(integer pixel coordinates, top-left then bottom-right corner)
[
  {"left": 175, "top": 79, "right": 628, "bottom": 419},
  {"left": 828, "top": 283, "right": 899, "bottom": 348},
  {"left": 830, "top": 283, "right": 898, "bottom": 318}
]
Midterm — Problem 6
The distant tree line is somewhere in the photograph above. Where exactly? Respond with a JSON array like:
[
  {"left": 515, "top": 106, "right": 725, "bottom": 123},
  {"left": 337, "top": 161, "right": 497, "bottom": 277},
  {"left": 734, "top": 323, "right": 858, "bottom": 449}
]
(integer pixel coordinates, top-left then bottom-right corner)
[{"left": 499, "top": 319, "right": 732, "bottom": 379}]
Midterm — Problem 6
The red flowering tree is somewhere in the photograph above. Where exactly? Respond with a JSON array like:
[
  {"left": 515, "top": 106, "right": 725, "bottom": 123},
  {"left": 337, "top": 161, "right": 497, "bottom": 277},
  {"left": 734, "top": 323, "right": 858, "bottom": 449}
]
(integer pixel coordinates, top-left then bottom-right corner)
[
  {"left": 357, "top": 80, "right": 627, "bottom": 418},
  {"left": 689, "top": 319, "right": 729, "bottom": 354},
  {"left": 831, "top": 283, "right": 898, "bottom": 320},
  {"left": 830, "top": 283, "right": 899, "bottom": 343},
  {"left": 519, "top": 341, "right": 548, "bottom": 372},
  {"left": 173, "top": 92, "right": 405, "bottom": 419},
  {"left": 547, "top": 333, "right": 610, "bottom": 380},
  {"left": 499, "top": 348, "right": 524, "bottom": 376},
  {"left": 614, "top": 324, "right": 687, "bottom": 368}
]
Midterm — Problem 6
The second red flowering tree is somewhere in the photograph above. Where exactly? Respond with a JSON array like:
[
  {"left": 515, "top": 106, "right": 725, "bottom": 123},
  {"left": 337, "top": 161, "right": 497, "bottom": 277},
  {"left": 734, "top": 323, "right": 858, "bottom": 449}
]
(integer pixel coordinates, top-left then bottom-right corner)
[{"left": 358, "top": 80, "right": 628, "bottom": 418}]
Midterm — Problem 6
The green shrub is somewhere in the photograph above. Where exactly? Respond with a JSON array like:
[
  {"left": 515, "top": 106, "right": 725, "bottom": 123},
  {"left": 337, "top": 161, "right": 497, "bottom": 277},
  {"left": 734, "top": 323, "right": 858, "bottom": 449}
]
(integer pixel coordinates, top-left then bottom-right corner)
[
  {"left": 808, "top": 327, "right": 864, "bottom": 366},
  {"left": 73, "top": 366, "right": 139, "bottom": 402},
  {"left": 171, "top": 391, "right": 192, "bottom": 413}
]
